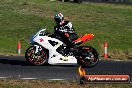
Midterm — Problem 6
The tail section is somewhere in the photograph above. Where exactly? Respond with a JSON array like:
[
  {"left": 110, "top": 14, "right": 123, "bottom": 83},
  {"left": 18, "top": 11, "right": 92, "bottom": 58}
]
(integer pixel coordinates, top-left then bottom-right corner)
[{"left": 73, "top": 34, "right": 94, "bottom": 44}]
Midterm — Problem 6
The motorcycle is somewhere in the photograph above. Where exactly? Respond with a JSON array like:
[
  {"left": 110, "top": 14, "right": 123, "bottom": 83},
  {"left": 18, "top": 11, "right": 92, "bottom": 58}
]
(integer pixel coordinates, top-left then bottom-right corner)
[{"left": 25, "top": 28, "right": 99, "bottom": 67}]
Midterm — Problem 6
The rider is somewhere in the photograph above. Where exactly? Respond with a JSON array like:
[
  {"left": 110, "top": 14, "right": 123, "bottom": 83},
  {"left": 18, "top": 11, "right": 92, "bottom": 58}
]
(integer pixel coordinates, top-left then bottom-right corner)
[{"left": 54, "top": 12, "right": 78, "bottom": 47}]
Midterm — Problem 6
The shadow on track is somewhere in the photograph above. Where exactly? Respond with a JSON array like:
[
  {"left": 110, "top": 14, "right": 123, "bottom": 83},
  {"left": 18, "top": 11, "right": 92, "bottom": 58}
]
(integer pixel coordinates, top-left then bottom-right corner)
[
  {"left": 0, "top": 59, "right": 31, "bottom": 66},
  {"left": 0, "top": 58, "right": 76, "bottom": 67}
]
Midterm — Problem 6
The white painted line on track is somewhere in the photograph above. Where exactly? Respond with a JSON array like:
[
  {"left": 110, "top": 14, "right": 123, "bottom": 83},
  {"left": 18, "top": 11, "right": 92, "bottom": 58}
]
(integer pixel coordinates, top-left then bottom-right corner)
[
  {"left": 0, "top": 77, "right": 7, "bottom": 79},
  {"left": 20, "top": 78, "right": 37, "bottom": 80},
  {"left": 114, "top": 60, "right": 123, "bottom": 61},
  {"left": 0, "top": 77, "right": 66, "bottom": 80},
  {"left": 47, "top": 79, "right": 66, "bottom": 81}
]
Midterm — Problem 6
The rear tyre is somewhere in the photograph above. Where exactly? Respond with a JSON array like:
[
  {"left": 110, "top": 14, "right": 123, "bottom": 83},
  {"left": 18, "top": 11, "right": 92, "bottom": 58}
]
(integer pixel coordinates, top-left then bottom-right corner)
[
  {"left": 77, "top": 46, "right": 99, "bottom": 67},
  {"left": 25, "top": 46, "right": 48, "bottom": 66}
]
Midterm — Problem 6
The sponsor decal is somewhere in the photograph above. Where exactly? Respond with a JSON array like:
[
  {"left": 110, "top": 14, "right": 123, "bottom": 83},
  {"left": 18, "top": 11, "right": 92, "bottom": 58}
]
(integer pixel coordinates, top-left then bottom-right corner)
[{"left": 39, "top": 38, "right": 44, "bottom": 42}]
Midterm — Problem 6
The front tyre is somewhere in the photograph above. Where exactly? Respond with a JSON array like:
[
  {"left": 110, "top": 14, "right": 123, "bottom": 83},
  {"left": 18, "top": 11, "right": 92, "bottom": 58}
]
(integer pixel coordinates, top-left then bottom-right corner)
[
  {"left": 25, "top": 45, "right": 48, "bottom": 66},
  {"left": 77, "top": 46, "right": 99, "bottom": 67}
]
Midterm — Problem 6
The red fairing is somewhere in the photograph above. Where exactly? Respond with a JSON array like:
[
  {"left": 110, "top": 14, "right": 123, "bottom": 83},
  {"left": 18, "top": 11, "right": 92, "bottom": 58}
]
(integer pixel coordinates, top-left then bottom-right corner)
[{"left": 74, "top": 34, "right": 94, "bottom": 43}]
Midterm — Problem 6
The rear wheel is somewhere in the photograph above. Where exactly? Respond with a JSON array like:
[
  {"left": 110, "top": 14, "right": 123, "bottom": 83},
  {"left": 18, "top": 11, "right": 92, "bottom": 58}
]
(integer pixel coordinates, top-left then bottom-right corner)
[
  {"left": 25, "top": 46, "right": 48, "bottom": 66},
  {"left": 77, "top": 46, "right": 99, "bottom": 67}
]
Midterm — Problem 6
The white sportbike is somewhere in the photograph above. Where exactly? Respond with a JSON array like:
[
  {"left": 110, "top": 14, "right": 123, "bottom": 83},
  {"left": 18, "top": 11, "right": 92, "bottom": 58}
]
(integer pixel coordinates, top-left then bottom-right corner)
[{"left": 25, "top": 29, "right": 99, "bottom": 67}]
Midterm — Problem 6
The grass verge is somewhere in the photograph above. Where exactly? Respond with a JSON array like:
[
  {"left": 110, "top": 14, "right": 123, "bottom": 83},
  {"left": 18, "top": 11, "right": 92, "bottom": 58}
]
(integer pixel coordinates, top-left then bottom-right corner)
[{"left": 0, "top": 79, "right": 132, "bottom": 88}]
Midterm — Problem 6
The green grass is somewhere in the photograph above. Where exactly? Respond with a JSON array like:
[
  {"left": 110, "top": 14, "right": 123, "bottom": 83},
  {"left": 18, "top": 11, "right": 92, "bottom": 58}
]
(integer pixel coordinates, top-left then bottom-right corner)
[
  {"left": 0, "top": 0, "right": 132, "bottom": 59},
  {"left": 0, "top": 80, "right": 132, "bottom": 88}
]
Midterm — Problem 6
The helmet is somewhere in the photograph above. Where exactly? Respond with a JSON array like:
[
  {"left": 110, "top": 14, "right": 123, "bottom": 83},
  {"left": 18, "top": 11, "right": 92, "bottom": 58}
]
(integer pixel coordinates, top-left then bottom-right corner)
[{"left": 54, "top": 12, "right": 64, "bottom": 24}]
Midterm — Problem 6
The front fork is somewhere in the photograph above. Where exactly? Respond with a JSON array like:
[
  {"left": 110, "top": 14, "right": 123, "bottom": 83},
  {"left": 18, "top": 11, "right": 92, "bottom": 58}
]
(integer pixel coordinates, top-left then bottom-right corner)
[{"left": 34, "top": 45, "right": 42, "bottom": 54}]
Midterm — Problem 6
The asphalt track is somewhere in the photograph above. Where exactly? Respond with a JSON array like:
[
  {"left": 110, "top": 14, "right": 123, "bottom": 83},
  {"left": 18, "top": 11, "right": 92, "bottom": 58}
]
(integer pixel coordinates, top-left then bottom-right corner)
[{"left": 0, "top": 56, "right": 132, "bottom": 82}]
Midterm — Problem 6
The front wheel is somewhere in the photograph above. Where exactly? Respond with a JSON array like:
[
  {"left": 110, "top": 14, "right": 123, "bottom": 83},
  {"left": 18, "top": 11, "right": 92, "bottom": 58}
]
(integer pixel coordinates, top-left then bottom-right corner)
[
  {"left": 25, "top": 45, "right": 48, "bottom": 66},
  {"left": 77, "top": 46, "right": 99, "bottom": 67}
]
